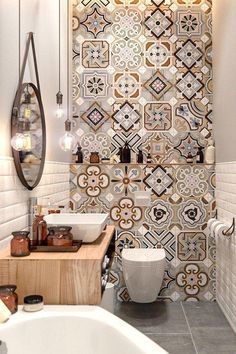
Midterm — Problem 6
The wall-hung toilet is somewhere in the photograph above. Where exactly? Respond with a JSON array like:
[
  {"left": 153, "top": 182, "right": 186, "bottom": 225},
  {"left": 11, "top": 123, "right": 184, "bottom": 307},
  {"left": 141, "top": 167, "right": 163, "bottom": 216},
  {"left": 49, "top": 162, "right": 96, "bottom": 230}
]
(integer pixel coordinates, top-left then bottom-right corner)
[{"left": 122, "top": 248, "right": 166, "bottom": 303}]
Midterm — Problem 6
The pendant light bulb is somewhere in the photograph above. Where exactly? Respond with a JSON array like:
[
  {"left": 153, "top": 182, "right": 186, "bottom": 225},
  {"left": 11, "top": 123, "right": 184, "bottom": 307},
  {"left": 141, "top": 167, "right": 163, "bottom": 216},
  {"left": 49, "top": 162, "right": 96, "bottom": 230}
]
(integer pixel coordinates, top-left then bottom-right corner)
[
  {"left": 11, "top": 133, "right": 27, "bottom": 151},
  {"left": 56, "top": 106, "right": 64, "bottom": 119},
  {"left": 59, "top": 119, "right": 76, "bottom": 151},
  {"left": 11, "top": 121, "right": 36, "bottom": 152}
]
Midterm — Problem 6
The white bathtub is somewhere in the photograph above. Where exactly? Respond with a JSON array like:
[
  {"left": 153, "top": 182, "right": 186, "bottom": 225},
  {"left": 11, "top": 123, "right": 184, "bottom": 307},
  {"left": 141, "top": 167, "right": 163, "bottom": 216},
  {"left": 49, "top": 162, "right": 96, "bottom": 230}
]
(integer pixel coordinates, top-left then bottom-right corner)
[{"left": 0, "top": 306, "right": 168, "bottom": 354}]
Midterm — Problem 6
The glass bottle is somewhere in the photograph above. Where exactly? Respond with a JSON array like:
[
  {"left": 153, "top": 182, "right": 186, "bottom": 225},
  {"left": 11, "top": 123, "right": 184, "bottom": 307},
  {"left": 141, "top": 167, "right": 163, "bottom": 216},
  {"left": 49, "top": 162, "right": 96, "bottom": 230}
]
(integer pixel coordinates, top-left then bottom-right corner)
[
  {"left": 11, "top": 231, "right": 30, "bottom": 257},
  {"left": 0, "top": 285, "right": 18, "bottom": 314},
  {"left": 32, "top": 215, "right": 48, "bottom": 246},
  {"left": 47, "top": 226, "right": 73, "bottom": 247},
  {"left": 137, "top": 149, "right": 144, "bottom": 163},
  {"left": 122, "top": 142, "right": 131, "bottom": 163},
  {"left": 75, "top": 145, "right": 83, "bottom": 163}
]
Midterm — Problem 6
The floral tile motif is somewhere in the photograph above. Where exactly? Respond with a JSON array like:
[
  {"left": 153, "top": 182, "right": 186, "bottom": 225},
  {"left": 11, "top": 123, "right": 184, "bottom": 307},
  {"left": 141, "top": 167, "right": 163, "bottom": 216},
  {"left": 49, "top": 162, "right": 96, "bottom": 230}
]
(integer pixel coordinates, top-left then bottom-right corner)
[
  {"left": 175, "top": 101, "right": 206, "bottom": 131},
  {"left": 177, "top": 232, "right": 206, "bottom": 261},
  {"left": 175, "top": 133, "right": 203, "bottom": 158},
  {"left": 144, "top": 102, "right": 172, "bottom": 131},
  {"left": 112, "top": 8, "right": 142, "bottom": 38},
  {"left": 110, "top": 198, "right": 142, "bottom": 230},
  {"left": 145, "top": 8, "right": 173, "bottom": 39},
  {"left": 177, "top": 199, "right": 207, "bottom": 229},
  {"left": 77, "top": 165, "right": 109, "bottom": 197},
  {"left": 82, "top": 72, "right": 109, "bottom": 99},
  {"left": 82, "top": 40, "right": 110, "bottom": 68},
  {"left": 110, "top": 165, "right": 143, "bottom": 196},
  {"left": 176, "top": 165, "right": 208, "bottom": 197},
  {"left": 112, "top": 101, "right": 141, "bottom": 132},
  {"left": 176, "top": 263, "right": 209, "bottom": 299},
  {"left": 144, "top": 71, "right": 172, "bottom": 100},
  {"left": 176, "top": 10, "right": 203, "bottom": 37},
  {"left": 144, "top": 165, "right": 174, "bottom": 197},
  {"left": 145, "top": 41, "right": 172, "bottom": 69},
  {"left": 111, "top": 39, "right": 142, "bottom": 70},
  {"left": 81, "top": 4, "right": 111, "bottom": 38},
  {"left": 80, "top": 132, "right": 111, "bottom": 161},
  {"left": 80, "top": 0, "right": 110, "bottom": 6},
  {"left": 113, "top": 72, "right": 141, "bottom": 100},
  {"left": 81, "top": 102, "right": 110, "bottom": 131},
  {"left": 145, "top": 200, "right": 173, "bottom": 230}
]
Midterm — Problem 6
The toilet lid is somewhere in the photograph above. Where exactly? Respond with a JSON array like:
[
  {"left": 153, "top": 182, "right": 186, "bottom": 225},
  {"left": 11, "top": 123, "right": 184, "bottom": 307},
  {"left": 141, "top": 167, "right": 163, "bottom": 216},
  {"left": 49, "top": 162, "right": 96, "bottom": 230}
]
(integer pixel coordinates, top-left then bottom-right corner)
[{"left": 122, "top": 248, "right": 166, "bottom": 262}]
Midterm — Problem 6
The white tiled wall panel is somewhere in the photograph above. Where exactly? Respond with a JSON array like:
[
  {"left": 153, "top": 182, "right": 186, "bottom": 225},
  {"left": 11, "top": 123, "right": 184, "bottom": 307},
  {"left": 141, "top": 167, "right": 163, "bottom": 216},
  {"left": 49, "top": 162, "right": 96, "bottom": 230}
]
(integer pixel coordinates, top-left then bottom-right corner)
[
  {"left": 0, "top": 157, "right": 70, "bottom": 249},
  {"left": 216, "top": 162, "right": 236, "bottom": 333}
]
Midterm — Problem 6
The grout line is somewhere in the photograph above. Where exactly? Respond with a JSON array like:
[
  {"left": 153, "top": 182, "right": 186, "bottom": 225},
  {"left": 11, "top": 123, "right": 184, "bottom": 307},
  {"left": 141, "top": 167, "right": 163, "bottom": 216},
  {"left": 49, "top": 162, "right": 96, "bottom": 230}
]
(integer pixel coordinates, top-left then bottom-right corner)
[
  {"left": 181, "top": 302, "right": 199, "bottom": 354},
  {"left": 144, "top": 332, "right": 191, "bottom": 335}
]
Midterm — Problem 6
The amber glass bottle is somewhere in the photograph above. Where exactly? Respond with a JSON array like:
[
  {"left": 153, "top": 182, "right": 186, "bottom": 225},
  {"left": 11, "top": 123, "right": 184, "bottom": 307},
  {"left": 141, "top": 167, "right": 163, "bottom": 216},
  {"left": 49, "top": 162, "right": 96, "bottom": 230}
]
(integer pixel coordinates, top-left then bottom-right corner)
[
  {"left": 0, "top": 285, "right": 18, "bottom": 314},
  {"left": 32, "top": 215, "right": 48, "bottom": 246},
  {"left": 11, "top": 231, "right": 30, "bottom": 257}
]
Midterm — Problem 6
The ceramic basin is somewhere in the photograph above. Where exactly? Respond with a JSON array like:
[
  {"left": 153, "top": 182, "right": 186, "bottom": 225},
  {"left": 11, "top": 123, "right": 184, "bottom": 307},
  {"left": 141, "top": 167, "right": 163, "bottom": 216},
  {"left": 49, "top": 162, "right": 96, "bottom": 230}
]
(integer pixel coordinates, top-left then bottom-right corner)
[{"left": 44, "top": 213, "right": 109, "bottom": 243}]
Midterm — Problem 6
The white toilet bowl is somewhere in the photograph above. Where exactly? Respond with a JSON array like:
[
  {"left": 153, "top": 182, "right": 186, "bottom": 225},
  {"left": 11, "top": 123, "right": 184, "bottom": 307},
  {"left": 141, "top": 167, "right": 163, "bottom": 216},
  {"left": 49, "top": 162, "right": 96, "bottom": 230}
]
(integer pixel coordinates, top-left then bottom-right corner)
[{"left": 122, "top": 248, "right": 166, "bottom": 303}]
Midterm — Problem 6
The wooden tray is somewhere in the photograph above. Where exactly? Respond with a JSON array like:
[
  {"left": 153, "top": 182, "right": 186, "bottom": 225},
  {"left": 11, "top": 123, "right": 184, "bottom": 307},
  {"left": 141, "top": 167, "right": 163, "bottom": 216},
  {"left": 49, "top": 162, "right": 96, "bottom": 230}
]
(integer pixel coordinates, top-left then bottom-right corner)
[{"left": 30, "top": 240, "right": 82, "bottom": 252}]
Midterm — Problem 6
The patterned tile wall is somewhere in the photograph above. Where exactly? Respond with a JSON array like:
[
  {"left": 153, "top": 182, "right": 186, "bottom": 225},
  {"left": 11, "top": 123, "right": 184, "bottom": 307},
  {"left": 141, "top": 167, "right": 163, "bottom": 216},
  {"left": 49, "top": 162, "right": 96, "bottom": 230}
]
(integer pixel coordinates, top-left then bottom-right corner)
[{"left": 71, "top": 0, "right": 214, "bottom": 301}]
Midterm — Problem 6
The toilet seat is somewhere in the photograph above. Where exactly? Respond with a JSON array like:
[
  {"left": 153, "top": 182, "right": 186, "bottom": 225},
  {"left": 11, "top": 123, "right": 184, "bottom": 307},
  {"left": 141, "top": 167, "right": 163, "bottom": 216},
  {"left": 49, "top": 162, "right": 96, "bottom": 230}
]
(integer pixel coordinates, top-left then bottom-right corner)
[{"left": 122, "top": 248, "right": 165, "bottom": 265}]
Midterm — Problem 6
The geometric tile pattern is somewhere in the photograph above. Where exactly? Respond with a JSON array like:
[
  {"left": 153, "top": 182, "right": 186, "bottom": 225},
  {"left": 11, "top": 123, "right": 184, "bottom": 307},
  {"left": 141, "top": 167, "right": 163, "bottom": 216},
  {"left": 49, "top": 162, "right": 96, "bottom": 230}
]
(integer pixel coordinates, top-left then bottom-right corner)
[
  {"left": 70, "top": 162, "right": 215, "bottom": 302},
  {"left": 81, "top": 102, "right": 109, "bottom": 131},
  {"left": 72, "top": 0, "right": 214, "bottom": 302}
]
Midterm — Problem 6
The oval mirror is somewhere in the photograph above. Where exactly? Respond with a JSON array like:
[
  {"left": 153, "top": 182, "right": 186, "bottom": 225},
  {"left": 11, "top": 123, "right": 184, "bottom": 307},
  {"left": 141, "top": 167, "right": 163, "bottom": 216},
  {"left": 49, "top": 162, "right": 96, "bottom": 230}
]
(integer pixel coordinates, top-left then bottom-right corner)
[{"left": 11, "top": 82, "right": 46, "bottom": 190}]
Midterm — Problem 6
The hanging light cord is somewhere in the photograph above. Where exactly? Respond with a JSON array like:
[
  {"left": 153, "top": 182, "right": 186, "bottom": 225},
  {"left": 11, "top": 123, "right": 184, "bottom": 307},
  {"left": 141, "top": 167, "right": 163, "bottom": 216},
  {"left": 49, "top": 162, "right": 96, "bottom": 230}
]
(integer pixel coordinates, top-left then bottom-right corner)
[
  {"left": 67, "top": 0, "right": 70, "bottom": 122},
  {"left": 18, "top": 0, "right": 21, "bottom": 84},
  {"left": 58, "top": 0, "right": 61, "bottom": 92}
]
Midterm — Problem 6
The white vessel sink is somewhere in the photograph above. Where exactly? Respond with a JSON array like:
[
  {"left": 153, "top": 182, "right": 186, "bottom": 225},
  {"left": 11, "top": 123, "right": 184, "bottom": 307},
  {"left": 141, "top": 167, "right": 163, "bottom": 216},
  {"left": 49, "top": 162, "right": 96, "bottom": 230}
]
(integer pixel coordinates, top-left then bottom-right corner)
[{"left": 44, "top": 213, "right": 109, "bottom": 243}]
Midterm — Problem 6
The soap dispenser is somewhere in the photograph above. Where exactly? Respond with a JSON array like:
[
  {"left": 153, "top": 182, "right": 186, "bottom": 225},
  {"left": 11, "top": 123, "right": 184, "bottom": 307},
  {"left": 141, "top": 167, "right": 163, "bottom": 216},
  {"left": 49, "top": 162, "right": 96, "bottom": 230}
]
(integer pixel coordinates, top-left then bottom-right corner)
[
  {"left": 75, "top": 145, "right": 83, "bottom": 163},
  {"left": 205, "top": 139, "right": 215, "bottom": 164}
]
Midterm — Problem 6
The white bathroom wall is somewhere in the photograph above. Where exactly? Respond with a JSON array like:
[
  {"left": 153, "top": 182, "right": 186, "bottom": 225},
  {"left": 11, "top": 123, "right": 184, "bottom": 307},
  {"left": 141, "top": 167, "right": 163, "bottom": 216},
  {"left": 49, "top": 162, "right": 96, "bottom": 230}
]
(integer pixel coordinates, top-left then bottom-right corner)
[
  {"left": 215, "top": 163, "right": 236, "bottom": 332},
  {"left": 0, "top": 0, "right": 71, "bottom": 162},
  {"left": 0, "top": 0, "right": 72, "bottom": 248},
  {"left": 0, "top": 156, "right": 70, "bottom": 250},
  {"left": 213, "top": 0, "right": 236, "bottom": 332}
]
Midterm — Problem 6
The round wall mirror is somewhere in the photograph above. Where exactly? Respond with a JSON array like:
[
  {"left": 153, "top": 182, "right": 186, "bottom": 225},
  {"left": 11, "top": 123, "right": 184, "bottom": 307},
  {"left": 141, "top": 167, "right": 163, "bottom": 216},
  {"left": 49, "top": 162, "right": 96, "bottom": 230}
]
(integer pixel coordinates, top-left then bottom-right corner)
[{"left": 11, "top": 82, "right": 46, "bottom": 190}]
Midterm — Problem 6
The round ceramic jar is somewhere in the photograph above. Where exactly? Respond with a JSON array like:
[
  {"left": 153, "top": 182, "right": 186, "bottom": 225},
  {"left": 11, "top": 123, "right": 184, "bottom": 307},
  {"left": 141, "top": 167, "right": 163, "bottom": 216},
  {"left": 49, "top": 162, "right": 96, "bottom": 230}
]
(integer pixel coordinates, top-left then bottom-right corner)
[
  {"left": 47, "top": 226, "right": 73, "bottom": 247},
  {"left": 11, "top": 231, "right": 30, "bottom": 257},
  {"left": 23, "top": 295, "right": 44, "bottom": 312},
  {"left": 0, "top": 285, "right": 18, "bottom": 314}
]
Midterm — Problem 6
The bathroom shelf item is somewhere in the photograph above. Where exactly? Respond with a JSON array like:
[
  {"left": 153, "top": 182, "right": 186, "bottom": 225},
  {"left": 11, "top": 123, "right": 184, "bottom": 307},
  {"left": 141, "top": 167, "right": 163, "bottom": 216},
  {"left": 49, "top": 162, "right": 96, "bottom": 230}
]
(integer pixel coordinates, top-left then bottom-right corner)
[
  {"left": 0, "top": 226, "right": 115, "bottom": 306},
  {"left": 30, "top": 240, "right": 82, "bottom": 253}
]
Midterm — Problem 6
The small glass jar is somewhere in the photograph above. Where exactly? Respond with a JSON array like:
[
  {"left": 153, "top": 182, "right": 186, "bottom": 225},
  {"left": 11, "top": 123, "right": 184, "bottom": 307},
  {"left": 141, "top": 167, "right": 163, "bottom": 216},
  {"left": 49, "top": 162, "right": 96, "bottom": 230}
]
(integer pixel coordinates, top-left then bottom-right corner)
[
  {"left": 0, "top": 285, "right": 18, "bottom": 314},
  {"left": 11, "top": 231, "right": 30, "bottom": 257},
  {"left": 23, "top": 295, "right": 44, "bottom": 312},
  {"left": 90, "top": 152, "right": 100, "bottom": 163},
  {"left": 47, "top": 226, "right": 73, "bottom": 247}
]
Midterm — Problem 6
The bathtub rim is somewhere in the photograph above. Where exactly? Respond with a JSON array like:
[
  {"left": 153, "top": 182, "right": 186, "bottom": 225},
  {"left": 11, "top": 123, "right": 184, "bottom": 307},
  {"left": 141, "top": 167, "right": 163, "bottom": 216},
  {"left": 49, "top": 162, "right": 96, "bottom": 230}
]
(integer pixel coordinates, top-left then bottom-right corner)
[{"left": 0, "top": 305, "right": 168, "bottom": 354}]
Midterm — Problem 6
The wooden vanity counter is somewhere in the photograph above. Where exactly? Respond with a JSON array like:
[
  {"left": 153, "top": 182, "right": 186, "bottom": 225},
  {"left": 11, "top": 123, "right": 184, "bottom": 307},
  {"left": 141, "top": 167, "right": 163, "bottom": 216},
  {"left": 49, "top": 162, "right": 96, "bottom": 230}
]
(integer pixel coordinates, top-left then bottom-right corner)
[{"left": 0, "top": 225, "right": 115, "bottom": 305}]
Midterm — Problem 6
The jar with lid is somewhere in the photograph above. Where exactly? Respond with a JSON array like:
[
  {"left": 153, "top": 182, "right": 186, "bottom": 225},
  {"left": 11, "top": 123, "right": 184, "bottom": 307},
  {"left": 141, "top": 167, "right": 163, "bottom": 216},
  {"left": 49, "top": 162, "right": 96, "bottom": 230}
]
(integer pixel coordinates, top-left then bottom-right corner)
[
  {"left": 0, "top": 285, "right": 18, "bottom": 314},
  {"left": 11, "top": 231, "right": 30, "bottom": 257},
  {"left": 90, "top": 152, "right": 100, "bottom": 163},
  {"left": 47, "top": 226, "right": 73, "bottom": 247}
]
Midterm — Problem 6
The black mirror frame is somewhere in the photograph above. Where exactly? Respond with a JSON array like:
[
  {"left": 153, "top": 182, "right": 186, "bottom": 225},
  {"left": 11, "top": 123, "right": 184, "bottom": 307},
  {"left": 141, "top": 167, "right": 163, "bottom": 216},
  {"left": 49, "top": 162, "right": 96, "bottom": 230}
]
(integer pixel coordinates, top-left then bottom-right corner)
[
  {"left": 11, "top": 32, "right": 46, "bottom": 191},
  {"left": 11, "top": 82, "right": 46, "bottom": 190}
]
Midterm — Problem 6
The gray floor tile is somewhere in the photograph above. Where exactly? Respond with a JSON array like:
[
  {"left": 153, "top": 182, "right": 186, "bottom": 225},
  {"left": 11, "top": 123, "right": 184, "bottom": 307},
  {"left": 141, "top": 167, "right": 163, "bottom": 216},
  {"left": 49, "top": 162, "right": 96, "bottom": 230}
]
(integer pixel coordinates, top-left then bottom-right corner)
[
  {"left": 147, "top": 334, "right": 196, "bottom": 354},
  {"left": 114, "top": 302, "right": 189, "bottom": 334},
  {"left": 192, "top": 327, "right": 236, "bottom": 354},
  {"left": 182, "top": 302, "right": 230, "bottom": 328}
]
